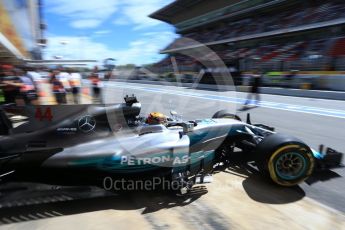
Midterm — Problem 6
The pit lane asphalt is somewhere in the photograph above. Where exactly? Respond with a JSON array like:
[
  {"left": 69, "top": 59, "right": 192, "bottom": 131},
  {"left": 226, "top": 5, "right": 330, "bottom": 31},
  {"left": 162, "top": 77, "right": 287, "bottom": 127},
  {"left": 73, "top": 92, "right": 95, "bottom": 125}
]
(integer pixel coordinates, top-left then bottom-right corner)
[
  {"left": 103, "top": 81, "right": 345, "bottom": 213},
  {"left": 1, "top": 174, "right": 344, "bottom": 229}
]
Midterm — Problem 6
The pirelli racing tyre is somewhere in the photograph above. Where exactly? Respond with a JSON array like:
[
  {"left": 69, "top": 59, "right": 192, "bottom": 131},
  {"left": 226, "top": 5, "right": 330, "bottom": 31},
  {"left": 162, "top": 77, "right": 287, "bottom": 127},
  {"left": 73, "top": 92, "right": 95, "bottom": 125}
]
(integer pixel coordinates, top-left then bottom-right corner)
[
  {"left": 212, "top": 110, "right": 241, "bottom": 121},
  {"left": 255, "top": 133, "right": 315, "bottom": 186}
]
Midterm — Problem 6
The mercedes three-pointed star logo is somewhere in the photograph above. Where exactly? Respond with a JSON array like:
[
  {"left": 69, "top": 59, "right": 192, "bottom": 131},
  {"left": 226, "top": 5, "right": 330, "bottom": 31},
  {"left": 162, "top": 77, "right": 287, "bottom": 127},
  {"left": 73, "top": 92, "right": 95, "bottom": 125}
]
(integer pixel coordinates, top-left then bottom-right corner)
[{"left": 78, "top": 115, "right": 96, "bottom": 133}]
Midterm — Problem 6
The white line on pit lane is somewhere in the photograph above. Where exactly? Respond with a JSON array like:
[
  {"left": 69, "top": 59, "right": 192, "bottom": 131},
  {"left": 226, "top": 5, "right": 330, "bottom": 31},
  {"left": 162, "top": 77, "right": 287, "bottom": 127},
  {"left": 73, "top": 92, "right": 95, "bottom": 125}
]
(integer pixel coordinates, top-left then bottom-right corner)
[{"left": 105, "top": 82, "right": 345, "bottom": 119}]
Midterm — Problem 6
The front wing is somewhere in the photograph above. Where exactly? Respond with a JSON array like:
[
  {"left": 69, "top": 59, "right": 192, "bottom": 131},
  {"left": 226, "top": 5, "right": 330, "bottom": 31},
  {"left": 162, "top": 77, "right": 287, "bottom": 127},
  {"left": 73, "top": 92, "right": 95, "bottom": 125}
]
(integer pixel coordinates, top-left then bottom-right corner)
[{"left": 312, "top": 145, "right": 343, "bottom": 170}]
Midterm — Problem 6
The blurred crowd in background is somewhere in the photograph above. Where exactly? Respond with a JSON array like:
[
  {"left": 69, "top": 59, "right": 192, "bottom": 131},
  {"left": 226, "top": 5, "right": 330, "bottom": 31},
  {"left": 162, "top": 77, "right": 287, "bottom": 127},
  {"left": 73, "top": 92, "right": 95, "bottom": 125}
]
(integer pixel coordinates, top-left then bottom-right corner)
[
  {"left": 153, "top": 0, "right": 345, "bottom": 75},
  {"left": 0, "top": 65, "right": 104, "bottom": 106},
  {"left": 179, "top": 1, "right": 345, "bottom": 44}
]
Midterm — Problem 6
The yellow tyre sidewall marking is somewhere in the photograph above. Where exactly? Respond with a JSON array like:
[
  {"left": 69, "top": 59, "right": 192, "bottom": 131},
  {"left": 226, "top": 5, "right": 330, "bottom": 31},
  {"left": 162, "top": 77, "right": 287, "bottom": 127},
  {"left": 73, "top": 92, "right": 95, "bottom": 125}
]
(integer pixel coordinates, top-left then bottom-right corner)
[
  {"left": 268, "top": 144, "right": 315, "bottom": 186},
  {"left": 222, "top": 115, "right": 240, "bottom": 121},
  {"left": 223, "top": 115, "right": 235, "bottom": 119}
]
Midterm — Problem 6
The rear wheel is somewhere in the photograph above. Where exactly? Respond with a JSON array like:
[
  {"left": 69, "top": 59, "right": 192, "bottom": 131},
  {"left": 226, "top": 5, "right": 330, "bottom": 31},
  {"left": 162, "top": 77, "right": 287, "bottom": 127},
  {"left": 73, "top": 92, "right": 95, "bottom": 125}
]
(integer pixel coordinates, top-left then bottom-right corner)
[{"left": 255, "top": 134, "right": 314, "bottom": 186}]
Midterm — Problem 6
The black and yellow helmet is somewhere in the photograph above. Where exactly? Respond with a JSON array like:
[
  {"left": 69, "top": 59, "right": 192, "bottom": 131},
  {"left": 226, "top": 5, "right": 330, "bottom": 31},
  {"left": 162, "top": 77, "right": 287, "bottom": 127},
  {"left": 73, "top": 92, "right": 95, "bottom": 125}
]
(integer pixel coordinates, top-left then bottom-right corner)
[{"left": 146, "top": 112, "right": 167, "bottom": 125}]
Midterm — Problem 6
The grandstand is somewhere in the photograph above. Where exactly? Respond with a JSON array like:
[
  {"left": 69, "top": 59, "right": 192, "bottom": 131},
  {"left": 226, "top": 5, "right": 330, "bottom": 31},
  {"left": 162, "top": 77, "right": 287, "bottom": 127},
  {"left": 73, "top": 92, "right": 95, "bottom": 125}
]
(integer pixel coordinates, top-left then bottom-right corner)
[{"left": 150, "top": 0, "right": 345, "bottom": 73}]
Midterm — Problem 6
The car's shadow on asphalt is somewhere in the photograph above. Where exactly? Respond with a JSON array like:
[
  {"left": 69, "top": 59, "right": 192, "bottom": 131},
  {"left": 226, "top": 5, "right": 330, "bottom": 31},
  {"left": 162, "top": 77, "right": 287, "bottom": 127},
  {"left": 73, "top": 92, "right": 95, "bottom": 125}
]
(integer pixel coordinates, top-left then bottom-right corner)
[
  {"left": 237, "top": 105, "right": 259, "bottom": 112},
  {"left": 214, "top": 163, "right": 306, "bottom": 204},
  {"left": 0, "top": 167, "right": 340, "bottom": 225},
  {"left": 305, "top": 169, "right": 342, "bottom": 185},
  {"left": 0, "top": 183, "right": 207, "bottom": 225}
]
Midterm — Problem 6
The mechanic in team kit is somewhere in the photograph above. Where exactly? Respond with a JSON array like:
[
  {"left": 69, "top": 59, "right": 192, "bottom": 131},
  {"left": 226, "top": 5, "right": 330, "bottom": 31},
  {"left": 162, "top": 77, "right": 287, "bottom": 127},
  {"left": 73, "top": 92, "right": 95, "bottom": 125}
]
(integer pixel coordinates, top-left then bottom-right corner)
[
  {"left": 15, "top": 68, "right": 39, "bottom": 105},
  {"left": 0, "top": 66, "right": 23, "bottom": 105},
  {"left": 89, "top": 66, "right": 102, "bottom": 103},
  {"left": 68, "top": 69, "right": 82, "bottom": 104},
  {"left": 49, "top": 70, "right": 67, "bottom": 104}
]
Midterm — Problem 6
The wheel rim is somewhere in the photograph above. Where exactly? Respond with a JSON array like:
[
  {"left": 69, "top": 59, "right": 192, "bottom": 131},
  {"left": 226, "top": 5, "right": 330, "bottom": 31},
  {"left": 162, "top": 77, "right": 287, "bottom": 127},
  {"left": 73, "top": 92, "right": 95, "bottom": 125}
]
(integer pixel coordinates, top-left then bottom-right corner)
[{"left": 275, "top": 151, "right": 307, "bottom": 180}]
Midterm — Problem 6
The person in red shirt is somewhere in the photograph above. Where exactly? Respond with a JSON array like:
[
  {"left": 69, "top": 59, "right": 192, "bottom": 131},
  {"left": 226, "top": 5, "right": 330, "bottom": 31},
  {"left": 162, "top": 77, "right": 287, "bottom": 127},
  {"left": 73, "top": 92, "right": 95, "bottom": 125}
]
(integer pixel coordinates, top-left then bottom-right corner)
[
  {"left": 89, "top": 66, "right": 102, "bottom": 103},
  {"left": 50, "top": 70, "right": 66, "bottom": 104}
]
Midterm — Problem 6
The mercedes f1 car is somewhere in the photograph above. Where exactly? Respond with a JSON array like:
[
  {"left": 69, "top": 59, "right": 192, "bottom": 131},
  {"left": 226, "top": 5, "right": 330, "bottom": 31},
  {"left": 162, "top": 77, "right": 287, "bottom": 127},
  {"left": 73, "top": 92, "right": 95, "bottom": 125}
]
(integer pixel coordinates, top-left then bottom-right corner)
[{"left": 0, "top": 96, "right": 342, "bottom": 193}]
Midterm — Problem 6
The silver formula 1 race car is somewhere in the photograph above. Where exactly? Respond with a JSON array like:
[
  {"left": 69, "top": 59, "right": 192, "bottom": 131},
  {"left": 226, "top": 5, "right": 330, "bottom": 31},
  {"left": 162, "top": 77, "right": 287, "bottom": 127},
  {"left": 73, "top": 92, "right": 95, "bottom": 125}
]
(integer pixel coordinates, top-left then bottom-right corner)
[{"left": 0, "top": 95, "right": 342, "bottom": 194}]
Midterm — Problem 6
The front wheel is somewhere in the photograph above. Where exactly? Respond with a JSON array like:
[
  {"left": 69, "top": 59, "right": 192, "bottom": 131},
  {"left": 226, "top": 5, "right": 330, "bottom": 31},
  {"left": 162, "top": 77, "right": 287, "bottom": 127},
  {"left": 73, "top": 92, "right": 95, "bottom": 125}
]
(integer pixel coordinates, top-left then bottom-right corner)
[
  {"left": 212, "top": 110, "right": 241, "bottom": 121},
  {"left": 255, "top": 134, "right": 315, "bottom": 186}
]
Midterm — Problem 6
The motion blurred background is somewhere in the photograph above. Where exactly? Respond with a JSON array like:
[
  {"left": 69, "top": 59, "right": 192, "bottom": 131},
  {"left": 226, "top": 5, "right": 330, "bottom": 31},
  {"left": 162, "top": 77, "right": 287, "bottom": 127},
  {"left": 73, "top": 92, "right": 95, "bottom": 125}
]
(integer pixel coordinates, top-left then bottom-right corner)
[{"left": 1, "top": 0, "right": 345, "bottom": 105}]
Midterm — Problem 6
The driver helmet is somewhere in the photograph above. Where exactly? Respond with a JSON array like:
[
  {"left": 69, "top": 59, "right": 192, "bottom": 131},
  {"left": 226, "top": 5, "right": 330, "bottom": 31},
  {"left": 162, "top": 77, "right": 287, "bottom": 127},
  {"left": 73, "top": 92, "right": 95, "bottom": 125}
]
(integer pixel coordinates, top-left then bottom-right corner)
[{"left": 146, "top": 112, "right": 167, "bottom": 125}]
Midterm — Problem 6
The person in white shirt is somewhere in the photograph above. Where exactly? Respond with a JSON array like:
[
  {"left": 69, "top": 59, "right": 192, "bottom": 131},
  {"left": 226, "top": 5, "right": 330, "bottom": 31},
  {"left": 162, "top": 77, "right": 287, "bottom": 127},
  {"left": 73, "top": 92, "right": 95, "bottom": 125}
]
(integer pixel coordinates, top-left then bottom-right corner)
[
  {"left": 27, "top": 70, "right": 42, "bottom": 83},
  {"left": 58, "top": 70, "right": 71, "bottom": 92},
  {"left": 57, "top": 68, "right": 72, "bottom": 103}
]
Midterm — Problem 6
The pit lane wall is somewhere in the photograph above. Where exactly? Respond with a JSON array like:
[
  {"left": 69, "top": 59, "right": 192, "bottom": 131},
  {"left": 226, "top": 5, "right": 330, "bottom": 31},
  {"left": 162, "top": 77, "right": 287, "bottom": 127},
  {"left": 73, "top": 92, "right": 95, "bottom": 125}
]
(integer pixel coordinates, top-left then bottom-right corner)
[{"left": 245, "top": 71, "right": 345, "bottom": 91}]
